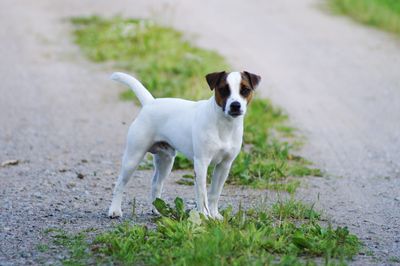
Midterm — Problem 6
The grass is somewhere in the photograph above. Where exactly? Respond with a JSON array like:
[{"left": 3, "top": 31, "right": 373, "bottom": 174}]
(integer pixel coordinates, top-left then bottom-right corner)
[
  {"left": 71, "top": 15, "right": 322, "bottom": 193},
  {"left": 36, "top": 244, "right": 49, "bottom": 252},
  {"left": 45, "top": 198, "right": 360, "bottom": 265},
  {"left": 272, "top": 199, "right": 321, "bottom": 220},
  {"left": 71, "top": 16, "right": 227, "bottom": 100},
  {"left": 389, "top": 256, "right": 400, "bottom": 263},
  {"left": 329, "top": 0, "right": 400, "bottom": 35},
  {"left": 43, "top": 228, "right": 92, "bottom": 265}
]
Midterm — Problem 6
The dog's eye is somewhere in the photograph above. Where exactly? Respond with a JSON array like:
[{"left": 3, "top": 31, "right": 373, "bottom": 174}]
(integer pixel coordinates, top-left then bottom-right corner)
[
  {"left": 218, "top": 85, "right": 230, "bottom": 97},
  {"left": 240, "top": 87, "right": 251, "bottom": 97}
]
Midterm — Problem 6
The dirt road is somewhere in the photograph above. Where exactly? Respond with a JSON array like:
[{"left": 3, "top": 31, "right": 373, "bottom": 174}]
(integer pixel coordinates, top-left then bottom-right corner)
[{"left": 1, "top": 0, "right": 399, "bottom": 265}]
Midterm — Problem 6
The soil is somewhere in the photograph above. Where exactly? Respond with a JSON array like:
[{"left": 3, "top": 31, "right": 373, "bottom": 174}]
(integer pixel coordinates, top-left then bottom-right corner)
[{"left": 1, "top": 0, "right": 399, "bottom": 265}]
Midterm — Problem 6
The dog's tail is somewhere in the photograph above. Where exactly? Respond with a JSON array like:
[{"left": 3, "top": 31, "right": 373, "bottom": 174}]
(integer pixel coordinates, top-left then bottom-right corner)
[{"left": 110, "top": 72, "right": 155, "bottom": 106}]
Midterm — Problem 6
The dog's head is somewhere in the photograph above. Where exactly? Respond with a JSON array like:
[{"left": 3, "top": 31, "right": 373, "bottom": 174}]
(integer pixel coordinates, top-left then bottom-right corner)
[{"left": 206, "top": 71, "right": 261, "bottom": 118}]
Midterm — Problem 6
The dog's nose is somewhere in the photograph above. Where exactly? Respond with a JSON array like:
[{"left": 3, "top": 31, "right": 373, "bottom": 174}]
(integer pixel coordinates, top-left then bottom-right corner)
[{"left": 230, "top": 101, "right": 241, "bottom": 111}]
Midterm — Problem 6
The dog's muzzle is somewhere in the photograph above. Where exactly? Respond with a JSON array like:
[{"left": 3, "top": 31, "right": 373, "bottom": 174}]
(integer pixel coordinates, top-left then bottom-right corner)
[{"left": 228, "top": 101, "right": 243, "bottom": 117}]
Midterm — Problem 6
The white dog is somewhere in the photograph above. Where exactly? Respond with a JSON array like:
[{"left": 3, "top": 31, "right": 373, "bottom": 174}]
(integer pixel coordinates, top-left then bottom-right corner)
[{"left": 108, "top": 71, "right": 261, "bottom": 219}]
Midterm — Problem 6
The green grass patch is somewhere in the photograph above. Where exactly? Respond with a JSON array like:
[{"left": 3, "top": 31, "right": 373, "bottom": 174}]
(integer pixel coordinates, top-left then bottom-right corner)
[
  {"left": 71, "top": 16, "right": 321, "bottom": 193},
  {"left": 48, "top": 198, "right": 360, "bottom": 265},
  {"left": 272, "top": 199, "right": 321, "bottom": 220},
  {"left": 43, "top": 228, "right": 93, "bottom": 265},
  {"left": 329, "top": 0, "right": 400, "bottom": 35},
  {"left": 71, "top": 16, "right": 227, "bottom": 100},
  {"left": 36, "top": 244, "right": 49, "bottom": 252},
  {"left": 389, "top": 256, "right": 400, "bottom": 263}
]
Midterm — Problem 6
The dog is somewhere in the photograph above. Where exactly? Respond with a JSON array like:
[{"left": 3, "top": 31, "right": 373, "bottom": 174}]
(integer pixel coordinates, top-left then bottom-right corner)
[{"left": 108, "top": 71, "right": 261, "bottom": 219}]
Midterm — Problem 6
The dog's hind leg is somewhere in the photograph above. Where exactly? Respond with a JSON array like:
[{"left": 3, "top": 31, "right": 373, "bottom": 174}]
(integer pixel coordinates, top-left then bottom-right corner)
[
  {"left": 108, "top": 150, "right": 147, "bottom": 218},
  {"left": 150, "top": 142, "right": 176, "bottom": 211},
  {"left": 108, "top": 128, "right": 152, "bottom": 218}
]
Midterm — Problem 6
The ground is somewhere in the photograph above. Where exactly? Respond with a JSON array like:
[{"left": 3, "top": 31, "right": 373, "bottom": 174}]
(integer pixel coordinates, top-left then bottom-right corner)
[{"left": 0, "top": 0, "right": 399, "bottom": 265}]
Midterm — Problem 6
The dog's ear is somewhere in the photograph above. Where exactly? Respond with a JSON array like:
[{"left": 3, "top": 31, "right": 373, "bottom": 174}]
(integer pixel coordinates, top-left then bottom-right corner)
[
  {"left": 243, "top": 71, "right": 261, "bottom": 89},
  {"left": 205, "top": 71, "right": 227, "bottom": 90}
]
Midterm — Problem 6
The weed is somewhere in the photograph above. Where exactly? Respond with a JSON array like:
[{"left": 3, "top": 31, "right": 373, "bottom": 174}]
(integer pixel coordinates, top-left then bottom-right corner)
[
  {"left": 365, "top": 250, "right": 374, "bottom": 256},
  {"left": 71, "top": 16, "right": 321, "bottom": 193},
  {"left": 272, "top": 199, "right": 321, "bottom": 220},
  {"left": 265, "top": 180, "right": 301, "bottom": 194},
  {"left": 46, "top": 228, "right": 89, "bottom": 264},
  {"left": 52, "top": 198, "right": 360, "bottom": 265},
  {"left": 137, "top": 154, "right": 154, "bottom": 170},
  {"left": 176, "top": 179, "right": 195, "bottom": 186},
  {"left": 173, "top": 153, "right": 193, "bottom": 170},
  {"left": 389, "top": 256, "right": 400, "bottom": 263},
  {"left": 131, "top": 197, "right": 137, "bottom": 220},
  {"left": 329, "top": 0, "right": 400, "bottom": 35},
  {"left": 36, "top": 244, "right": 49, "bottom": 252}
]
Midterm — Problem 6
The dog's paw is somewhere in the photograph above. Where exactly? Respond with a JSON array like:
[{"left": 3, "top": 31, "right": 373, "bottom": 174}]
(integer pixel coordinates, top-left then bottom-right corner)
[
  {"left": 151, "top": 207, "right": 160, "bottom": 216},
  {"left": 211, "top": 212, "right": 224, "bottom": 220},
  {"left": 108, "top": 207, "right": 123, "bottom": 218}
]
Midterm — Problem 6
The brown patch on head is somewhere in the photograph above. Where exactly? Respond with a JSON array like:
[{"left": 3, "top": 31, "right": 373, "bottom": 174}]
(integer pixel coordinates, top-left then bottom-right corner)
[
  {"left": 239, "top": 76, "right": 254, "bottom": 104},
  {"left": 205, "top": 71, "right": 230, "bottom": 111},
  {"left": 240, "top": 71, "right": 261, "bottom": 104}
]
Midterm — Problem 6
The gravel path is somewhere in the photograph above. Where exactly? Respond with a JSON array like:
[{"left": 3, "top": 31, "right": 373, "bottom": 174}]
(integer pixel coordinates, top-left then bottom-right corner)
[{"left": 1, "top": 0, "right": 400, "bottom": 265}]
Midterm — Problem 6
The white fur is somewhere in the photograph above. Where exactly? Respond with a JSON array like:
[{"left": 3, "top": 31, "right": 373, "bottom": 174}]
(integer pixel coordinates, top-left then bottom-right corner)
[
  {"left": 108, "top": 72, "right": 247, "bottom": 219},
  {"left": 111, "top": 72, "right": 154, "bottom": 105},
  {"left": 225, "top": 72, "right": 248, "bottom": 117}
]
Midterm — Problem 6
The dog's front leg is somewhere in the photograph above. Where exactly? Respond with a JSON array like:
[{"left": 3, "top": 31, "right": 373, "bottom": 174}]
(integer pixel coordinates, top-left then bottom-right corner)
[
  {"left": 194, "top": 159, "right": 211, "bottom": 216},
  {"left": 209, "top": 160, "right": 232, "bottom": 220}
]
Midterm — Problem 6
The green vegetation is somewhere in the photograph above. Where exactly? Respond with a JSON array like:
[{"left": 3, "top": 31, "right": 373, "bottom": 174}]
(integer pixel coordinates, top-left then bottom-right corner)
[
  {"left": 46, "top": 198, "right": 360, "bottom": 265},
  {"left": 71, "top": 16, "right": 227, "bottom": 100},
  {"left": 71, "top": 15, "right": 321, "bottom": 193},
  {"left": 271, "top": 199, "right": 321, "bottom": 220},
  {"left": 36, "top": 244, "right": 49, "bottom": 252},
  {"left": 329, "top": 0, "right": 400, "bottom": 35},
  {"left": 43, "top": 228, "right": 92, "bottom": 265}
]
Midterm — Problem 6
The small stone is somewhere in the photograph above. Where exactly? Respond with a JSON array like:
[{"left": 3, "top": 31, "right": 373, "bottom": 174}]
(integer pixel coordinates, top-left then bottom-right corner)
[
  {"left": 33, "top": 192, "right": 43, "bottom": 199},
  {"left": 105, "top": 169, "right": 114, "bottom": 175},
  {"left": 58, "top": 168, "right": 67, "bottom": 173},
  {"left": 76, "top": 173, "right": 84, "bottom": 179},
  {"left": 66, "top": 182, "right": 76, "bottom": 189},
  {"left": 1, "top": 159, "right": 19, "bottom": 167},
  {"left": 81, "top": 159, "right": 88, "bottom": 163}
]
